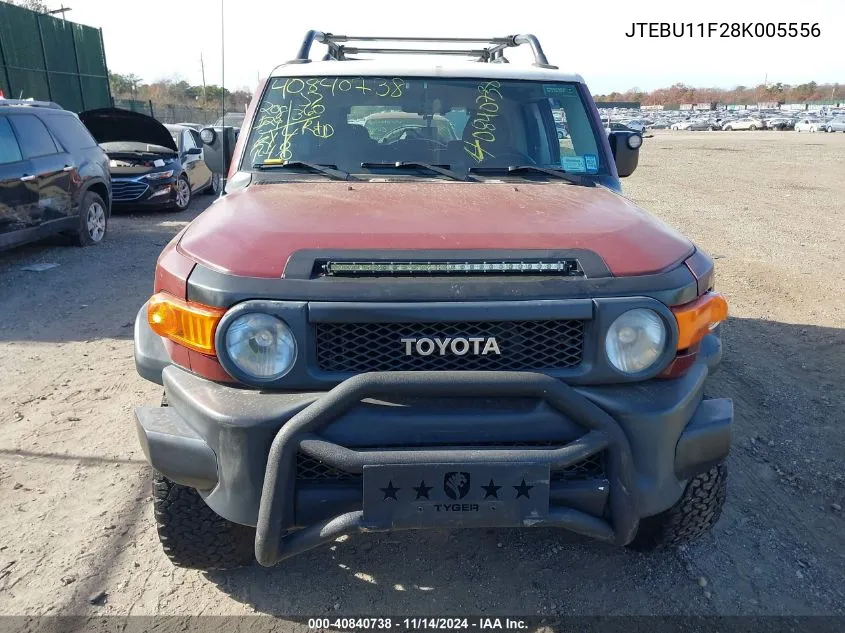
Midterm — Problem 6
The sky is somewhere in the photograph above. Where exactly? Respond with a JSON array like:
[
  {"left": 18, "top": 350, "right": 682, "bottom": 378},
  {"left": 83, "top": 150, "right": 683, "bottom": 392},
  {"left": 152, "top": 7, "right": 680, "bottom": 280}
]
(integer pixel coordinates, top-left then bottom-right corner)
[{"left": 47, "top": 0, "right": 844, "bottom": 95}]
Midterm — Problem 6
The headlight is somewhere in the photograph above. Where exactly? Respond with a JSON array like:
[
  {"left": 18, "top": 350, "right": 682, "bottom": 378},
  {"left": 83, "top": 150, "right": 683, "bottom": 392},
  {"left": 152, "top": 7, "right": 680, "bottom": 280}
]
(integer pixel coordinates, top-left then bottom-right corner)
[
  {"left": 605, "top": 309, "right": 666, "bottom": 374},
  {"left": 223, "top": 313, "right": 296, "bottom": 380},
  {"left": 144, "top": 170, "right": 174, "bottom": 181}
]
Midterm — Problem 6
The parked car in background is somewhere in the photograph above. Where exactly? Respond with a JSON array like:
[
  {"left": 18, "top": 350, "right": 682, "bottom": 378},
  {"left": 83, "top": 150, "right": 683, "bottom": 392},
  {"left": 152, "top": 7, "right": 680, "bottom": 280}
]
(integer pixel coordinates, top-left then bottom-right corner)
[
  {"left": 80, "top": 108, "right": 215, "bottom": 211},
  {"left": 794, "top": 118, "right": 822, "bottom": 133},
  {"left": 622, "top": 119, "right": 646, "bottom": 133},
  {"left": 166, "top": 124, "right": 220, "bottom": 196},
  {"left": 690, "top": 119, "right": 718, "bottom": 131},
  {"left": 361, "top": 111, "right": 457, "bottom": 144},
  {"left": 213, "top": 112, "right": 246, "bottom": 129},
  {"left": 1, "top": 99, "right": 111, "bottom": 251},
  {"left": 604, "top": 121, "right": 637, "bottom": 135},
  {"left": 764, "top": 117, "right": 795, "bottom": 130},
  {"left": 824, "top": 116, "right": 845, "bottom": 132},
  {"left": 722, "top": 118, "right": 763, "bottom": 131}
]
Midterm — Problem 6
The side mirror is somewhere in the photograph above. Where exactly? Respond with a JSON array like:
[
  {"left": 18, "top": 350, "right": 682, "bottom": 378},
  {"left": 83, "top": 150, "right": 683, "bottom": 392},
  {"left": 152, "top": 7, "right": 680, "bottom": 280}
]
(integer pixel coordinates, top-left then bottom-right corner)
[
  {"left": 185, "top": 147, "right": 202, "bottom": 156},
  {"left": 608, "top": 131, "right": 642, "bottom": 178},
  {"left": 200, "top": 127, "right": 216, "bottom": 145},
  {"left": 201, "top": 126, "right": 238, "bottom": 176}
]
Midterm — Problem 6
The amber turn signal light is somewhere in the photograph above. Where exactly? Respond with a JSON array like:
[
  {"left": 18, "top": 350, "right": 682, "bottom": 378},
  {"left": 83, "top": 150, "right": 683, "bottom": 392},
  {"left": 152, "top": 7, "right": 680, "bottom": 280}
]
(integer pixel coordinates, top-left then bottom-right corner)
[
  {"left": 147, "top": 292, "right": 226, "bottom": 355},
  {"left": 672, "top": 292, "right": 728, "bottom": 350}
]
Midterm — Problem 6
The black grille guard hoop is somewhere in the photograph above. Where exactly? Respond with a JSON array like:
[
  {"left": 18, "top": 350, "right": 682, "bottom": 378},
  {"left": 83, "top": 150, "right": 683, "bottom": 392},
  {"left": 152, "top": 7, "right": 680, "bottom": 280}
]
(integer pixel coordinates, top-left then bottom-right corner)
[{"left": 254, "top": 371, "right": 639, "bottom": 566}]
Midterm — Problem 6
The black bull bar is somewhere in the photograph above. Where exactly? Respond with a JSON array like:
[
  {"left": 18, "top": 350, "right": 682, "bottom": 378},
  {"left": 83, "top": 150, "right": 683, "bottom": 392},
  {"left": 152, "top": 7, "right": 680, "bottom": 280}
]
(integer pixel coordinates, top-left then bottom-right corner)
[{"left": 255, "top": 371, "right": 639, "bottom": 566}]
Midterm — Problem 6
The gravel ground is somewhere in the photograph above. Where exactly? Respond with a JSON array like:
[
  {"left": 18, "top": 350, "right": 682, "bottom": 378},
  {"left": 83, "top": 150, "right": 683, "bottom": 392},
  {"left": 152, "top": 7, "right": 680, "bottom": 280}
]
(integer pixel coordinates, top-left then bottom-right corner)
[{"left": 0, "top": 130, "right": 843, "bottom": 624}]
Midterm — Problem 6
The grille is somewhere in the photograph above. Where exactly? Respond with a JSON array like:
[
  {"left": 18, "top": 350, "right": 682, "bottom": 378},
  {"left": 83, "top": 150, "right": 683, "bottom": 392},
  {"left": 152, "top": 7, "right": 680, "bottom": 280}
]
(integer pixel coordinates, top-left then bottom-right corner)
[
  {"left": 315, "top": 320, "right": 584, "bottom": 372},
  {"left": 296, "top": 450, "right": 604, "bottom": 482},
  {"left": 111, "top": 180, "right": 149, "bottom": 202},
  {"left": 297, "top": 453, "right": 361, "bottom": 481},
  {"left": 550, "top": 452, "right": 604, "bottom": 481}
]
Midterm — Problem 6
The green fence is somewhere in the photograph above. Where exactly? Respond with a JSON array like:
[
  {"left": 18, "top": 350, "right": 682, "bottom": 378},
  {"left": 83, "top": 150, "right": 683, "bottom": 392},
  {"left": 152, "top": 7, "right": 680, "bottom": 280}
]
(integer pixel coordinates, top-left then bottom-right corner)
[{"left": 0, "top": 1, "right": 111, "bottom": 112}]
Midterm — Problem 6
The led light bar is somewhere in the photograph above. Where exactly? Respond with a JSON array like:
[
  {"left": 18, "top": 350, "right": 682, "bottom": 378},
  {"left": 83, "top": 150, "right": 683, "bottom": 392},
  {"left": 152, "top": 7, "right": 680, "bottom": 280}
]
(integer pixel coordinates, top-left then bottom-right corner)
[{"left": 321, "top": 260, "right": 582, "bottom": 277}]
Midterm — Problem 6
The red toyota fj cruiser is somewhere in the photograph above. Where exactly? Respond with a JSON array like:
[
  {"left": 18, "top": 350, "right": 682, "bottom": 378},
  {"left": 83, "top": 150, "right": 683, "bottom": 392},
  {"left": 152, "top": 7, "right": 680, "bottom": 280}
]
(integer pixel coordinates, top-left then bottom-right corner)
[{"left": 134, "top": 33, "right": 731, "bottom": 569}]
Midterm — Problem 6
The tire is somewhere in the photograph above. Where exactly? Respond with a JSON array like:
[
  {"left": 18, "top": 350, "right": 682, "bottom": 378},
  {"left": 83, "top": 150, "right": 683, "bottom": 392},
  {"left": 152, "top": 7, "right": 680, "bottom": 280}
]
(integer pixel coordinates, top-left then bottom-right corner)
[
  {"left": 628, "top": 462, "right": 727, "bottom": 551},
  {"left": 171, "top": 175, "right": 191, "bottom": 211},
  {"left": 724, "top": 126, "right": 732, "bottom": 131},
  {"left": 749, "top": 125, "right": 757, "bottom": 131},
  {"left": 72, "top": 191, "right": 108, "bottom": 246},
  {"left": 827, "top": 127, "right": 833, "bottom": 133},
  {"left": 152, "top": 472, "right": 255, "bottom": 570},
  {"left": 204, "top": 172, "right": 221, "bottom": 196}
]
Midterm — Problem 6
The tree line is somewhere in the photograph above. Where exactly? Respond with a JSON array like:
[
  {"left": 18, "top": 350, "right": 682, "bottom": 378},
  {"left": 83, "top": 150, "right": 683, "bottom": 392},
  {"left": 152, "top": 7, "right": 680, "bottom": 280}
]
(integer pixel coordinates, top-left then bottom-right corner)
[
  {"left": 108, "top": 72, "right": 252, "bottom": 112},
  {"left": 595, "top": 81, "right": 842, "bottom": 105}
]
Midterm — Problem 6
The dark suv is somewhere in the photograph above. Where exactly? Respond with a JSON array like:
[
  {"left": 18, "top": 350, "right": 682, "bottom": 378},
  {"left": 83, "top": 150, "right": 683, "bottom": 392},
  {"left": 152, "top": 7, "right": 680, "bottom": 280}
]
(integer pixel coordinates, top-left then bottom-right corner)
[{"left": 0, "top": 100, "right": 111, "bottom": 251}]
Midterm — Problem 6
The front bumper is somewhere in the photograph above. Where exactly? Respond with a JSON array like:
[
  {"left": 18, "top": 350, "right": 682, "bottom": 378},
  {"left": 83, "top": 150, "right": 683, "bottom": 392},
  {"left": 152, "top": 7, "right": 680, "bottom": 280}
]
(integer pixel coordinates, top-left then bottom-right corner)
[
  {"left": 134, "top": 333, "right": 732, "bottom": 566},
  {"left": 111, "top": 178, "right": 177, "bottom": 209}
]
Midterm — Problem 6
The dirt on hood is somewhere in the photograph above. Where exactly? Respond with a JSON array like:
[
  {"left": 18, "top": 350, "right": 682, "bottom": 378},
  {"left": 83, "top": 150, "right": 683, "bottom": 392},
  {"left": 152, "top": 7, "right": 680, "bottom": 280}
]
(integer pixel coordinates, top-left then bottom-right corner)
[{"left": 177, "top": 181, "right": 694, "bottom": 278}]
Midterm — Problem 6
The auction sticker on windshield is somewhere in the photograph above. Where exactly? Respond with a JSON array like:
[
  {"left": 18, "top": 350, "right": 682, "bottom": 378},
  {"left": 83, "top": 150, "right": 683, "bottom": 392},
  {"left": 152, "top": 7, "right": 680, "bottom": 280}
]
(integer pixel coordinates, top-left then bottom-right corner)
[{"left": 561, "top": 155, "right": 586, "bottom": 173}]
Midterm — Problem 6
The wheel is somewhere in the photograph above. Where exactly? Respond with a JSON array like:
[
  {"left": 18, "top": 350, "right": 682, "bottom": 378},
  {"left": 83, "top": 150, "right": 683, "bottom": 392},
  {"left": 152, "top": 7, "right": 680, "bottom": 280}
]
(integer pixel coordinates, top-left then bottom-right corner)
[
  {"left": 153, "top": 472, "right": 255, "bottom": 570},
  {"left": 827, "top": 127, "right": 833, "bottom": 133},
  {"left": 628, "top": 462, "right": 727, "bottom": 551},
  {"left": 749, "top": 125, "right": 757, "bottom": 130},
  {"left": 171, "top": 175, "right": 191, "bottom": 211},
  {"left": 724, "top": 126, "right": 732, "bottom": 131},
  {"left": 205, "top": 172, "right": 221, "bottom": 196},
  {"left": 72, "top": 191, "right": 108, "bottom": 246},
  {"left": 810, "top": 127, "right": 817, "bottom": 133}
]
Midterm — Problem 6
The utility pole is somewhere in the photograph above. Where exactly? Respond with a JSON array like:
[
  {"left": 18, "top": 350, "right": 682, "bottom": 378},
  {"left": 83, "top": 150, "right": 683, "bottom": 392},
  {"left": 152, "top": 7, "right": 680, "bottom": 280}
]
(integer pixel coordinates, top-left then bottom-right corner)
[
  {"left": 47, "top": 4, "right": 72, "bottom": 21},
  {"left": 221, "top": 0, "right": 225, "bottom": 120},
  {"left": 200, "top": 53, "right": 207, "bottom": 104},
  {"left": 220, "top": 0, "right": 227, "bottom": 189}
]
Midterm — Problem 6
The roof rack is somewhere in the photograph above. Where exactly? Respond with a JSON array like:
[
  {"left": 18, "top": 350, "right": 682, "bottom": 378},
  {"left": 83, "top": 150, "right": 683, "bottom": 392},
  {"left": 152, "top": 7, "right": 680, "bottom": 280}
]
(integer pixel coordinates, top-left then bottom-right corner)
[
  {"left": 291, "top": 31, "right": 557, "bottom": 69},
  {"left": 0, "top": 99, "right": 63, "bottom": 110}
]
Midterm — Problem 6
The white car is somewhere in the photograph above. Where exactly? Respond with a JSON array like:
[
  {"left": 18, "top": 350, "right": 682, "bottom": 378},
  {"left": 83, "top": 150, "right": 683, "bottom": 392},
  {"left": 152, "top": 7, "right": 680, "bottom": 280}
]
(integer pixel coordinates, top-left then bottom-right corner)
[
  {"left": 794, "top": 118, "right": 822, "bottom": 133},
  {"left": 623, "top": 119, "right": 646, "bottom": 133},
  {"left": 721, "top": 118, "right": 763, "bottom": 131}
]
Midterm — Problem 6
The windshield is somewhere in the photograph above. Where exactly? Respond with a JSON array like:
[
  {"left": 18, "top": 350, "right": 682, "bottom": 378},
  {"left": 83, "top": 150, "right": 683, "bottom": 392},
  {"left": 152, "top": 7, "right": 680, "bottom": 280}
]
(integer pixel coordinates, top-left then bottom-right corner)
[{"left": 243, "top": 76, "right": 606, "bottom": 178}]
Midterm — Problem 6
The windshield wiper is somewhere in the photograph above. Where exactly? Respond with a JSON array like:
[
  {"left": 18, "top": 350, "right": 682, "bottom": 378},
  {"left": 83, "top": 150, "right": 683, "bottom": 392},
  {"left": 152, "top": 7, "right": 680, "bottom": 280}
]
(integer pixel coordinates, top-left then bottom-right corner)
[
  {"left": 468, "top": 165, "right": 593, "bottom": 187},
  {"left": 253, "top": 161, "right": 350, "bottom": 181},
  {"left": 362, "top": 161, "right": 467, "bottom": 182}
]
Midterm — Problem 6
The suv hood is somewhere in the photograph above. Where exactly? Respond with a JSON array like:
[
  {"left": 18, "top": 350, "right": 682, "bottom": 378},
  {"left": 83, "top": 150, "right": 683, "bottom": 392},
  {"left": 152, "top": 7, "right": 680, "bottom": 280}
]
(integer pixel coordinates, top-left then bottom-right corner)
[
  {"left": 178, "top": 182, "right": 694, "bottom": 278},
  {"left": 79, "top": 107, "right": 178, "bottom": 151}
]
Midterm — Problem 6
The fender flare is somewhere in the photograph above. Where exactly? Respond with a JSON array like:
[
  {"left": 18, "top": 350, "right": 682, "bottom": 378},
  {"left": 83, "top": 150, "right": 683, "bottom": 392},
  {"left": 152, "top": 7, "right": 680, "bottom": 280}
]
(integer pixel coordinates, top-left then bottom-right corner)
[{"left": 79, "top": 177, "right": 112, "bottom": 214}]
